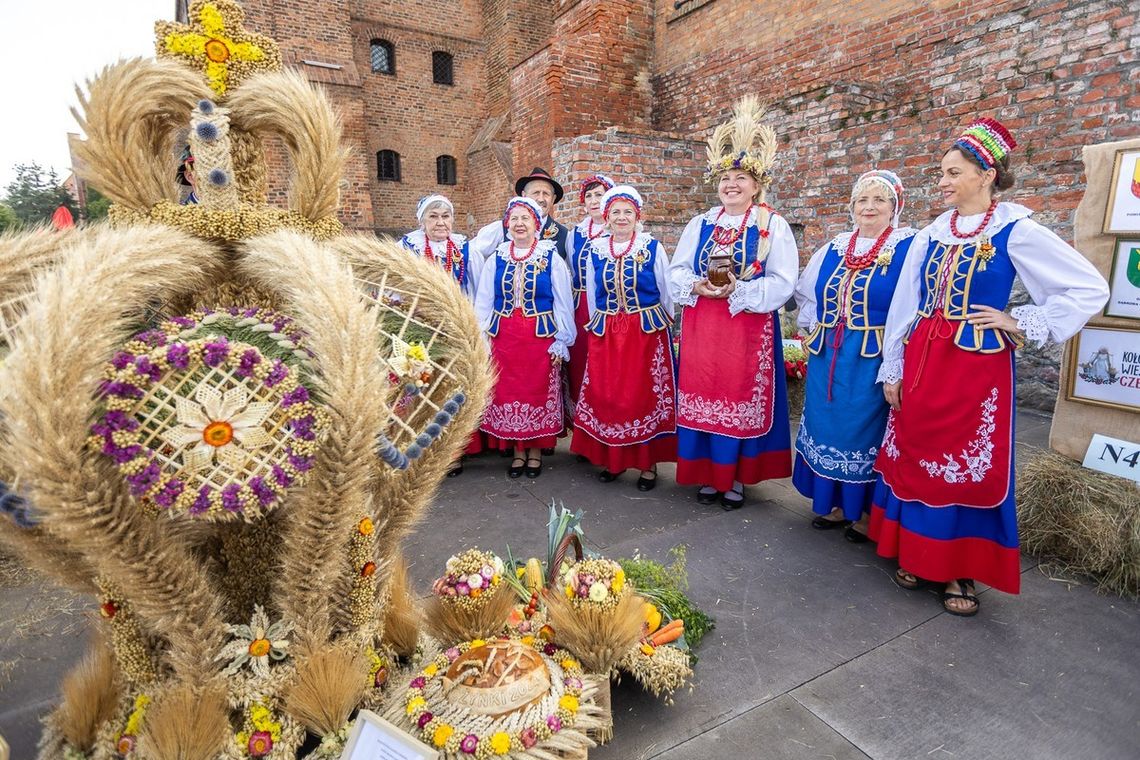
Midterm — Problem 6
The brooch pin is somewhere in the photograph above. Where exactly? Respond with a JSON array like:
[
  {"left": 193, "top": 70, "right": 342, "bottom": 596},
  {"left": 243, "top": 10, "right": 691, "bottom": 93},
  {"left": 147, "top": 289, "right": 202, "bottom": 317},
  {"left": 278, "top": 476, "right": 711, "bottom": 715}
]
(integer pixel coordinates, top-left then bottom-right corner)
[
  {"left": 535, "top": 256, "right": 548, "bottom": 272},
  {"left": 633, "top": 249, "right": 648, "bottom": 267},
  {"left": 975, "top": 236, "right": 995, "bottom": 271},
  {"left": 542, "top": 226, "right": 557, "bottom": 239},
  {"left": 875, "top": 246, "right": 894, "bottom": 275}
]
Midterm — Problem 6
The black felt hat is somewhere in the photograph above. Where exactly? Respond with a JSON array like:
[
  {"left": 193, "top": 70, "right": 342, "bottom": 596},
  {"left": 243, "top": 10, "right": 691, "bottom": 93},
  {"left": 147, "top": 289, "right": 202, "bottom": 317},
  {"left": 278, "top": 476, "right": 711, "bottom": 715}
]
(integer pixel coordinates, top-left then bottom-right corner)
[{"left": 514, "top": 167, "right": 564, "bottom": 204}]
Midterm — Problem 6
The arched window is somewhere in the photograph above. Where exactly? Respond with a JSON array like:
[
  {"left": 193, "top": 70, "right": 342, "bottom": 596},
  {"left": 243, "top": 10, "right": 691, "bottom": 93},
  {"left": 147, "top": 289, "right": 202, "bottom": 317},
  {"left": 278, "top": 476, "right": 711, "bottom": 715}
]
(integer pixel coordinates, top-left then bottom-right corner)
[
  {"left": 436, "top": 155, "right": 457, "bottom": 186},
  {"left": 432, "top": 51, "right": 454, "bottom": 86},
  {"left": 377, "top": 150, "right": 401, "bottom": 182},
  {"left": 370, "top": 39, "right": 395, "bottom": 74}
]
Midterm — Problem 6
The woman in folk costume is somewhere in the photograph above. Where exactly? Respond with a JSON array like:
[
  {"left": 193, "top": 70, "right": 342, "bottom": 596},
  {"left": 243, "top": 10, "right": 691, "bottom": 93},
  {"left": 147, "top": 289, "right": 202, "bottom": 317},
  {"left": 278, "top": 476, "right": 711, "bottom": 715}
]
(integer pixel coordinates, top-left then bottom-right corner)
[
  {"left": 400, "top": 194, "right": 481, "bottom": 300},
  {"left": 793, "top": 170, "right": 917, "bottom": 542},
  {"left": 571, "top": 185, "right": 677, "bottom": 491},
  {"left": 566, "top": 173, "right": 616, "bottom": 405},
  {"left": 667, "top": 96, "right": 799, "bottom": 510},
  {"left": 871, "top": 118, "right": 1108, "bottom": 616},
  {"left": 475, "top": 196, "right": 575, "bottom": 478}
]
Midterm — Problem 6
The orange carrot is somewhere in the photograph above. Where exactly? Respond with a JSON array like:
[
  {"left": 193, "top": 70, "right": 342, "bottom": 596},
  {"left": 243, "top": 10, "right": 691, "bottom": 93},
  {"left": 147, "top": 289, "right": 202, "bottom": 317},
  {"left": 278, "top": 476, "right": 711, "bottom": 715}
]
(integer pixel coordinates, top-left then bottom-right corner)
[{"left": 648, "top": 619, "right": 684, "bottom": 646}]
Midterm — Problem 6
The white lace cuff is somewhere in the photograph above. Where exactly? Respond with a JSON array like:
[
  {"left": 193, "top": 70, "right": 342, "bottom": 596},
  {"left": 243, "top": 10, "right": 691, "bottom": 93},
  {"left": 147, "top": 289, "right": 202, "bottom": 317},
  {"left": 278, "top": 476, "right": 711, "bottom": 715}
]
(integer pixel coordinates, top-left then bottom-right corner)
[
  {"left": 549, "top": 341, "right": 570, "bottom": 362},
  {"left": 727, "top": 279, "right": 760, "bottom": 316},
  {"left": 877, "top": 359, "right": 903, "bottom": 385},
  {"left": 1010, "top": 304, "right": 1049, "bottom": 347},
  {"left": 674, "top": 271, "right": 700, "bottom": 308}
]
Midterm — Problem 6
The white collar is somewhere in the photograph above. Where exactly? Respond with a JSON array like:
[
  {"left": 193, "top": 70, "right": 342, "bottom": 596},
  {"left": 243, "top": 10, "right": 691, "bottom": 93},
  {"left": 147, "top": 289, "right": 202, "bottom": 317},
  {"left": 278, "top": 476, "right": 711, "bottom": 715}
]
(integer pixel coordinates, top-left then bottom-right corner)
[
  {"left": 925, "top": 202, "right": 1032, "bottom": 244},
  {"left": 829, "top": 226, "right": 918, "bottom": 251},
  {"left": 576, "top": 216, "right": 606, "bottom": 234},
  {"left": 703, "top": 204, "right": 771, "bottom": 228},
  {"left": 589, "top": 231, "right": 653, "bottom": 259},
  {"left": 404, "top": 229, "right": 466, "bottom": 251},
  {"left": 494, "top": 238, "right": 558, "bottom": 259}
]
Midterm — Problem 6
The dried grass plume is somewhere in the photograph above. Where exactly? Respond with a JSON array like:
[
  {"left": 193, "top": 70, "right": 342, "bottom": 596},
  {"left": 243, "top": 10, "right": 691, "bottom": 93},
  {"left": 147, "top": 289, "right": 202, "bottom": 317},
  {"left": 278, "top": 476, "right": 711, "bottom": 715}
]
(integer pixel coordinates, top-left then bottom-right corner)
[
  {"left": 424, "top": 584, "right": 515, "bottom": 643},
  {"left": 58, "top": 635, "right": 121, "bottom": 752},
  {"left": 544, "top": 591, "right": 647, "bottom": 674},
  {"left": 136, "top": 683, "right": 229, "bottom": 760},
  {"left": 380, "top": 554, "right": 422, "bottom": 658},
  {"left": 284, "top": 645, "right": 369, "bottom": 736}
]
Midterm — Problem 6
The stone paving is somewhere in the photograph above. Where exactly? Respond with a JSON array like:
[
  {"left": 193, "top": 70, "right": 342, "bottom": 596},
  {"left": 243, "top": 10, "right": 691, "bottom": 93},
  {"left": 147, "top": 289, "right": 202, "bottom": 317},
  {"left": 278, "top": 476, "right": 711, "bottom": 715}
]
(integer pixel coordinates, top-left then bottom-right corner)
[{"left": 2, "top": 409, "right": 1137, "bottom": 759}]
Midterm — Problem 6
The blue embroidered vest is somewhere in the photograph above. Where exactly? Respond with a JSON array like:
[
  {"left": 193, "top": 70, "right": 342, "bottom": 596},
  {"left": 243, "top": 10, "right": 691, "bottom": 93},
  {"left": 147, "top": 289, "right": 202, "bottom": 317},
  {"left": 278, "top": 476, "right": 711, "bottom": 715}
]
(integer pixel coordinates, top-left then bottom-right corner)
[
  {"left": 689, "top": 218, "right": 770, "bottom": 279},
  {"left": 569, "top": 225, "right": 600, "bottom": 293},
  {"left": 585, "top": 238, "right": 671, "bottom": 336},
  {"left": 906, "top": 221, "right": 1020, "bottom": 353},
  {"left": 488, "top": 248, "right": 557, "bottom": 338},
  {"left": 399, "top": 234, "right": 471, "bottom": 289},
  {"left": 805, "top": 233, "right": 915, "bottom": 358}
]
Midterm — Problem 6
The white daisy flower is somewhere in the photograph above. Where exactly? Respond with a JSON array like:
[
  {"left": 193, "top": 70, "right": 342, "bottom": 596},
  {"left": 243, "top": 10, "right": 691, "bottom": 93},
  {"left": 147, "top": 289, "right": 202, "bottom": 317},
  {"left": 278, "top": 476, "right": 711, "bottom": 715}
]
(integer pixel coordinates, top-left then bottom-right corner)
[
  {"left": 161, "top": 382, "right": 275, "bottom": 472},
  {"left": 217, "top": 605, "right": 293, "bottom": 678}
]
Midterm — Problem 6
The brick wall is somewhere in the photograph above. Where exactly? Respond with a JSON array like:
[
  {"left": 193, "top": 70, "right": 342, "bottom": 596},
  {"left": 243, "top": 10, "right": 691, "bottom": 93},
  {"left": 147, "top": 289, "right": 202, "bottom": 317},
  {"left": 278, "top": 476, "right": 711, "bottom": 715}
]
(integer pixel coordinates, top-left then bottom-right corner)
[
  {"left": 651, "top": 0, "right": 1140, "bottom": 252},
  {"left": 552, "top": 126, "right": 718, "bottom": 251}
]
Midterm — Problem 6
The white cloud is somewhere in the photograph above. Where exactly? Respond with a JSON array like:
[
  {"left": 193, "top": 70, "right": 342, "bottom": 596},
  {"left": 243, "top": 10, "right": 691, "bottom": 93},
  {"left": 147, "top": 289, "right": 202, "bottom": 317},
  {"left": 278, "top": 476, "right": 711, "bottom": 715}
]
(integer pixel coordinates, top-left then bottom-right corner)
[{"left": 0, "top": 1, "right": 173, "bottom": 192}]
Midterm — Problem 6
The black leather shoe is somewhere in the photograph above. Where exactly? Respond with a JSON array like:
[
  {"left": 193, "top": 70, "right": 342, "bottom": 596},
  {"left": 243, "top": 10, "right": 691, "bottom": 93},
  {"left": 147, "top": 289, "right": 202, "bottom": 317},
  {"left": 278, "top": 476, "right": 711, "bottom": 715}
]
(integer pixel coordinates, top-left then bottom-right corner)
[
  {"left": 446, "top": 464, "right": 463, "bottom": 478},
  {"left": 696, "top": 489, "right": 721, "bottom": 505},
  {"left": 844, "top": 526, "right": 870, "bottom": 544},
  {"left": 598, "top": 470, "right": 618, "bottom": 482},
  {"left": 636, "top": 474, "right": 657, "bottom": 491},
  {"left": 811, "top": 515, "right": 849, "bottom": 530},
  {"left": 525, "top": 457, "right": 543, "bottom": 479},
  {"left": 508, "top": 457, "right": 525, "bottom": 479},
  {"left": 721, "top": 491, "right": 744, "bottom": 510}
]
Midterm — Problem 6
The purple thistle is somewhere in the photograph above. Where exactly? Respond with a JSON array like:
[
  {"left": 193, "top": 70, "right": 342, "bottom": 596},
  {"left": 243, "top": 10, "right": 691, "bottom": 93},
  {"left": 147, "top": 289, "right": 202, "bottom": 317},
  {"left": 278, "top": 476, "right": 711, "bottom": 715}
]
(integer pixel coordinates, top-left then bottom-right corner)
[
  {"left": 203, "top": 339, "right": 230, "bottom": 368},
  {"left": 221, "top": 483, "right": 243, "bottom": 512},
  {"left": 166, "top": 343, "right": 190, "bottom": 370},
  {"left": 189, "top": 486, "right": 212, "bottom": 515},
  {"left": 265, "top": 361, "right": 288, "bottom": 387},
  {"left": 125, "top": 460, "right": 161, "bottom": 497},
  {"left": 235, "top": 349, "right": 261, "bottom": 379},
  {"left": 281, "top": 385, "right": 310, "bottom": 407}
]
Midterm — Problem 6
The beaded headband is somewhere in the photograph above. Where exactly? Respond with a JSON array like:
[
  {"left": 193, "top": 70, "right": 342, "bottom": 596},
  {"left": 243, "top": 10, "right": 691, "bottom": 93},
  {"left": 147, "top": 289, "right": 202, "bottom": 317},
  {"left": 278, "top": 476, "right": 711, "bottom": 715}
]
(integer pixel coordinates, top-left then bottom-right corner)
[
  {"left": 601, "top": 185, "right": 643, "bottom": 219},
  {"left": 953, "top": 118, "right": 1017, "bottom": 171},
  {"left": 416, "top": 194, "right": 453, "bottom": 221},
  {"left": 578, "top": 174, "right": 616, "bottom": 205},
  {"left": 503, "top": 196, "right": 543, "bottom": 230}
]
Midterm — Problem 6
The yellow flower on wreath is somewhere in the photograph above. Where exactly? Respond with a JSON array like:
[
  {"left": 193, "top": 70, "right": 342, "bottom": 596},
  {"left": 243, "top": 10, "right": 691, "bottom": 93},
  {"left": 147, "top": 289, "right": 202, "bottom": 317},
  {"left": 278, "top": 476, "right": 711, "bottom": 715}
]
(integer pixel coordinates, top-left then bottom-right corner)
[
  {"left": 490, "top": 731, "right": 512, "bottom": 754},
  {"left": 559, "top": 694, "right": 579, "bottom": 713},
  {"left": 157, "top": 0, "right": 281, "bottom": 98},
  {"left": 432, "top": 723, "right": 454, "bottom": 747}
]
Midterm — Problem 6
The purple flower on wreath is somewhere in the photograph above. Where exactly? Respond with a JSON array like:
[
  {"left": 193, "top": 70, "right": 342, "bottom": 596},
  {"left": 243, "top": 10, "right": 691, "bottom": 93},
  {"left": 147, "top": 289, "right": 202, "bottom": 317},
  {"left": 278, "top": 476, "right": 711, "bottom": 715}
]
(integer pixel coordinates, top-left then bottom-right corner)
[
  {"left": 134, "top": 356, "right": 163, "bottom": 383},
  {"left": 543, "top": 643, "right": 557, "bottom": 656},
  {"left": 290, "top": 414, "right": 316, "bottom": 441},
  {"left": 286, "top": 450, "right": 313, "bottom": 473},
  {"left": 564, "top": 676, "right": 583, "bottom": 690},
  {"left": 111, "top": 351, "right": 134, "bottom": 370},
  {"left": 221, "top": 483, "right": 243, "bottom": 512},
  {"left": 101, "top": 380, "right": 144, "bottom": 399},
  {"left": 153, "top": 478, "right": 184, "bottom": 509},
  {"left": 281, "top": 385, "right": 309, "bottom": 407},
  {"left": 125, "top": 460, "right": 162, "bottom": 497},
  {"left": 410, "top": 676, "right": 426, "bottom": 689},
  {"left": 169, "top": 315, "right": 196, "bottom": 329},
  {"left": 236, "top": 348, "right": 261, "bottom": 379},
  {"left": 249, "top": 476, "right": 275, "bottom": 507},
  {"left": 189, "top": 486, "right": 212, "bottom": 515},
  {"left": 547, "top": 714, "right": 562, "bottom": 732},
  {"left": 520, "top": 727, "right": 537, "bottom": 749},
  {"left": 106, "top": 442, "right": 143, "bottom": 465},
  {"left": 445, "top": 647, "right": 460, "bottom": 662},
  {"left": 165, "top": 343, "right": 190, "bottom": 370},
  {"left": 459, "top": 734, "right": 478, "bottom": 754},
  {"left": 416, "top": 711, "right": 433, "bottom": 729},
  {"left": 202, "top": 339, "right": 230, "bottom": 368},
  {"left": 265, "top": 361, "right": 288, "bottom": 387},
  {"left": 136, "top": 329, "right": 168, "bottom": 348},
  {"left": 271, "top": 464, "right": 294, "bottom": 488}
]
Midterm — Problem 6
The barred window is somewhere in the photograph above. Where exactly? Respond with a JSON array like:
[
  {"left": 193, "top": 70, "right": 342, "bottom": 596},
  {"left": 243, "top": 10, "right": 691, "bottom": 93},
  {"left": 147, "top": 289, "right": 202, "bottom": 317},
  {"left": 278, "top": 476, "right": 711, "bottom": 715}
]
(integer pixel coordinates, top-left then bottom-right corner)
[
  {"left": 377, "top": 150, "right": 401, "bottom": 182},
  {"left": 370, "top": 39, "right": 395, "bottom": 74},
  {"left": 432, "top": 51, "right": 454, "bottom": 85},
  {"left": 436, "top": 155, "right": 457, "bottom": 186}
]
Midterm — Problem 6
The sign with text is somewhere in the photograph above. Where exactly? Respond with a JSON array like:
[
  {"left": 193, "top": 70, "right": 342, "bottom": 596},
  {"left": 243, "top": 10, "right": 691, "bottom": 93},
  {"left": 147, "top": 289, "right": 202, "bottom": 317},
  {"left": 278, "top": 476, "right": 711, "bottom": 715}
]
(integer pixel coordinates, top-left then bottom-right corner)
[
  {"left": 1081, "top": 433, "right": 1140, "bottom": 484},
  {"left": 340, "top": 710, "right": 438, "bottom": 760}
]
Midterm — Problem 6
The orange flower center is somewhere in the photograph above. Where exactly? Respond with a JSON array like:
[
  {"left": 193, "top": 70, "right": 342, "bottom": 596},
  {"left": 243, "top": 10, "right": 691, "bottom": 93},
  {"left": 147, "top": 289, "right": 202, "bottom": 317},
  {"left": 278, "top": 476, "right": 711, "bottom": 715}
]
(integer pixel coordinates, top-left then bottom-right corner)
[
  {"left": 203, "top": 421, "right": 234, "bottom": 447},
  {"left": 248, "top": 638, "right": 271, "bottom": 657},
  {"left": 205, "top": 38, "right": 231, "bottom": 62},
  {"left": 361, "top": 561, "right": 376, "bottom": 577}
]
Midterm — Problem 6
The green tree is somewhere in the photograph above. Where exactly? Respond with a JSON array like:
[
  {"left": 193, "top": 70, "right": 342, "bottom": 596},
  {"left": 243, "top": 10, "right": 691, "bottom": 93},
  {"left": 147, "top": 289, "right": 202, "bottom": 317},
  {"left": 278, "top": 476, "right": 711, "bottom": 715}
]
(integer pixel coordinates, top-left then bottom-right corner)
[
  {"left": 0, "top": 203, "right": 18, "bottom": 233},
  {"left": 3, "top": 163, "right": 77, "bottom": 226},
  {"left": 86, "top": 186, "right": 111, "bottom": 221}
]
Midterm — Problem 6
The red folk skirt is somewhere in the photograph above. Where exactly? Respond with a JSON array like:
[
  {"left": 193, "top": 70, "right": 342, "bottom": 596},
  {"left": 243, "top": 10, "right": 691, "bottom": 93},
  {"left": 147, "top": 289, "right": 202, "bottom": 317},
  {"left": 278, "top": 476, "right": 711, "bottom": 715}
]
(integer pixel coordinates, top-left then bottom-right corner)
[
  {"left": 567, "top": 290, "right": 591, "bottom": 406},
  {"left": 480, "top": 310, "right": 565, "bottom": 449},
  {"left": 570, "top": 312, "right": 677, "bottom": 472}
]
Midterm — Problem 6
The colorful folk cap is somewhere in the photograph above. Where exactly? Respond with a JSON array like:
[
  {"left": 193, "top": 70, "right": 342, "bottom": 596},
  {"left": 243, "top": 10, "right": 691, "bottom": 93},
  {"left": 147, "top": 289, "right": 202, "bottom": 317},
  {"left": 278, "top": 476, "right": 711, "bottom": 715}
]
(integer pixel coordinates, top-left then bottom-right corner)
[
  {"left": 851, "top": 169, "right": 906, "bottom": 227},
  {"left": 503, "top": 196, "right": 543, "bottom": 229},
  {"left": 601, "top": 185, "right": 644, "bottom": 218},
  {"left": 578, "top": 173, "right": 616, "bottom": 204},
  {"left": 954, "top": 118, "right": 1017, "bottom": 171},
  {"left": 416, "top": 194, "right": 453, "bottom": 221}
]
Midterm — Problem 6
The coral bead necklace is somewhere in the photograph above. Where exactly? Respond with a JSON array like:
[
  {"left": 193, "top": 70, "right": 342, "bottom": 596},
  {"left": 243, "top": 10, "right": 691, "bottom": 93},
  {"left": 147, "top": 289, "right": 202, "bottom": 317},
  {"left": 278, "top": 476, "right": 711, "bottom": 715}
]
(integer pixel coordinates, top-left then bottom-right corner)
[
  {"left": 509, "top": 238, "right": 537, "bottom": 261},
  {"left": 949, "top": 198, "right": 998, "bottom": 240},
  {"left": 424, "top": 237, "right": 465, "bottom": 284},
  {"left": 844, "top": 226, "right": 894, "bottom": 270},
  {"left": 712, "top": 205, "right": 753, "bottom": 247},
  {"left": 586, "top": 219, "right": 604, "bottom": 240},
  {"left": 609, "top": 233, "right": 636, "bottom": 259}
]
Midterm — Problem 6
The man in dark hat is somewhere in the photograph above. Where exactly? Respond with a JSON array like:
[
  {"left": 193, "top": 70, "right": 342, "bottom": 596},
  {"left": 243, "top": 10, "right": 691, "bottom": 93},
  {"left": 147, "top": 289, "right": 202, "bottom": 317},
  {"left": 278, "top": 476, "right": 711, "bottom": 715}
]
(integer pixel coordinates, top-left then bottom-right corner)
[
  {"left": 176, "top": 145, "right": 199, "bottom": 205},
  {"left": 472, "top": 167, "right": 569, "bottom": 259}
]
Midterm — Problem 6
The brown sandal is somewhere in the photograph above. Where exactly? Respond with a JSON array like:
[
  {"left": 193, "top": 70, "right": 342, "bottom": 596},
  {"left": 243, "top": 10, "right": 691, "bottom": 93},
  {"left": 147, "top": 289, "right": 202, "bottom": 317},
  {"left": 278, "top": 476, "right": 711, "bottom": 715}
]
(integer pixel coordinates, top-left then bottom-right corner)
[{"left": 894, "top": 568, "right": 924, "bottom": 590}]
